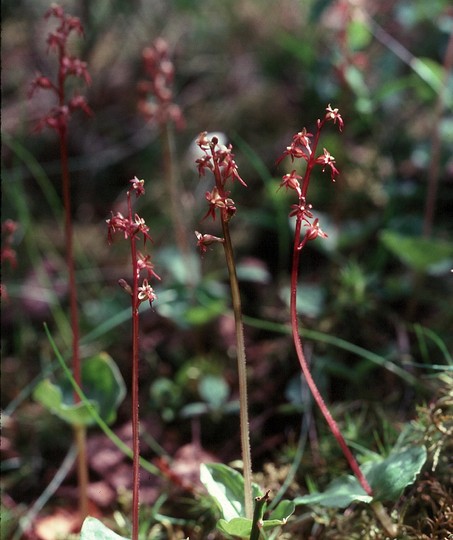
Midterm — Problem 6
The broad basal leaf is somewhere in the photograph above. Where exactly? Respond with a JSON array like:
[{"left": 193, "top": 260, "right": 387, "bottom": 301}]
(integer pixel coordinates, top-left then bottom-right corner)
[
  {"left": 33, "top": 352, "right": 126, "bottom": 426},
  {"left": 80, "top": 517, "right": 129, "bottom": 540}
]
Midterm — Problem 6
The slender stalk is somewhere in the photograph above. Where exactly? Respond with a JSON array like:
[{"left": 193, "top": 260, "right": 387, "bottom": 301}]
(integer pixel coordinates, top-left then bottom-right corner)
[
  {"left": 196, "top": 133, "right": 253, "bottom": 519},
  {"left": 128, "top": 192, "right": 141, "bottom": 540},
  {"left": 74, "top": 424, "right": 89, "bottom": 520},
  {"left": 221, "top": 219, "right": 254, "bottom": 520},
  {"left": 58, "top": 86, "right": 88, "bottom": 524},
  {"left": 250, "top": 491, "right": 269, "bottom": 540},
  {"left": 290, "top": 216, "right": 372, "bottom": 496},
  {"left": 30, "top": 8, "right": 92, "bottom": 525},
  {"left": 371, "top": 501, "right": 398, "bottom": 538},
  {"left": 107, "top": 178, "right": 158, "bottom": 539}
]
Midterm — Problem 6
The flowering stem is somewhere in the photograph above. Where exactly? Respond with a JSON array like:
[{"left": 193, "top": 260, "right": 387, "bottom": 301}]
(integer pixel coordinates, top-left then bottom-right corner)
[
  {"left": 290, "top": 116, "right": 372, "bottom": 497},
  {"left": 127, "top": 192, "right": 141, "bottom": 540},
  {"left": 59, "top": 96, "right": 89, "bottom": 525},
  {"left": 221, "top": 218, "right": 254, "bottom": 520},
  {"left": 195, "top": 132, "right": 253, "bottom": 519},
  {"left": 277, "top": 108, "right": 374, "bottom": 498}
]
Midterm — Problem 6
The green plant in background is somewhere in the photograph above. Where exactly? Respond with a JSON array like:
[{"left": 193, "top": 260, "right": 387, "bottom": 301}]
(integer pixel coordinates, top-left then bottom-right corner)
[
  {"left": 2, "top": 1, "right": 452, "bottom": 538},
  {"left": 28, "top": 4, "right": 93, "bottom": 524}
]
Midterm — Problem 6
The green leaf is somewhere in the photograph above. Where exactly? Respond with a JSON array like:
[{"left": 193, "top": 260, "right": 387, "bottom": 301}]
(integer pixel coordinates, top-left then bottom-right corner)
[
  {"left": 200, "top": 463, "right": 262, "bottom": 521},
  {"left": 347, "top": 20, "right": 372, "bottom": 50},
  {"left": 33, "top": 353, "right": 126, "bottom": 426},
  {"left": 411, "top": 57, "right": 444, "bottom": 94},
  {"left": 216, "top": 500, "right": 295, "bottom": 538},
  {"left": 363, "top": 446, "right": 427, "bottom": 501},
  {"left": 294, "top": 475, "right": 372, "bottom": 508},
  {"left": 380, "top": 230, "right": 453, "bottom": 273},
  {"left": 80, "top": 517, "right": 129, "bottom": 540},
  {"left": 33, "top": 379, "right": 99, "bottom": 425},
  {"left": 268, "top": 499, "right": 295, "bottom": 522},
  {"left": 294, "top": 446, "right": 427, "bottom": 509},
  {"left": 217, "top": 517, "right": 252, "bottom": 538},
  {"left": 199, "top": 374, "right": 229, "bottom": 409}
]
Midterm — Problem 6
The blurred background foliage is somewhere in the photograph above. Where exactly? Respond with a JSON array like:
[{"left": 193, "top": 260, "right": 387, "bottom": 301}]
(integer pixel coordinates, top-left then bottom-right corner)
[{"left": 1, "top": 0, "right": 453, "bottom": 535}]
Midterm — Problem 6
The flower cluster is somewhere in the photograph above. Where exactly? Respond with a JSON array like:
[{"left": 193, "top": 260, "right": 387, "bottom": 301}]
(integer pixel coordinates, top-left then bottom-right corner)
[
  {"left": 195, "top": 132, "right": 247, "bottom": 230},
  {"left": 29, "top": 4, "right": 92, "bottom": 133},
  {"left": 137, "top": 38, "right": 185, "bottom": 130},
  {"left": 107, "top": 178, "right": 160, "bottom": 307},
  {"left": 278, "top": 105, "right": 344, "bottom": 247}
]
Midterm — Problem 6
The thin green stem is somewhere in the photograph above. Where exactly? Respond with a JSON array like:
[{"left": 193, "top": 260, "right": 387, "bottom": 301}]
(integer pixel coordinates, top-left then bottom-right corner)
[
  {"left": 221, "top": 218, "right": 253, "bottom": 520},
  {"left": 250, "top": 491, "right": 269, "bottom": 540}
]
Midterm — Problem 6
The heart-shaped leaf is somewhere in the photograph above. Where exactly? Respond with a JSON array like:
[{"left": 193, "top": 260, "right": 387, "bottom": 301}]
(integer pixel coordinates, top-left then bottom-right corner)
[
  {"left": 80, "top": 517, "right": 129, "bottom": 540},
  {"left": 217, "top": 517, "right": 252, "bottom": 538},
  {"left": 363, "top": 445, "right": 427, "bottom": 501},
  {"left": 201, "top": 464, "right": 295, "bottom": 538},
  {"left": 294, "top": 475, "right": 372, "bottom": 508},
  {"left": 294, "top": 445, "right": 427, "bottom": 509},
  {"left": 200, "top": 463, "right": 262, "bottom": 521},
  {"left": 33, "top": 353, "right": 126, "bottom": 426}
]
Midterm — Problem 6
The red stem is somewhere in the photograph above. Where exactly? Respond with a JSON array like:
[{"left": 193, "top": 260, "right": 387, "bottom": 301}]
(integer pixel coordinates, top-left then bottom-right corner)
[
  {"left": 57, "top": 43, "right": 87, "bottom": 525},
  {"left": 128, "top": 192, "right": 141, "bottom": 540},
  {"left": 290, "top": 219, "right": 372, "bottom": 496},
  {"left": 290, "top": 118, "right": 373, "bottom": 496}
]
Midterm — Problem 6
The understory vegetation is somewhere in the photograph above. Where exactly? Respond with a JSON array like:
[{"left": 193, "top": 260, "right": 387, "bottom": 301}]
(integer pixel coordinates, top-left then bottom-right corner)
[{"left": 1, "top": 1, "right": 452, "bottom": 539}]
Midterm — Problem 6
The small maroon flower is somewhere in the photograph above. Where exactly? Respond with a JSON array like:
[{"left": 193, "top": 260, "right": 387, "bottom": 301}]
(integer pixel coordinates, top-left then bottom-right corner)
[
  {"left": 196, "top": 154, "right": 214, "bottom": 177},
  {"left": 68, "top": 95, "right": 93, "bottom": 116},
  {"left": 292, "top": 128, "right": 313, "bottom": 153},
  {"left": 195, "top": 231, "right": 224, "bottom": 255},
  {"left": 133, "top": 214, "right": 153, "bottom": 244},
  {"left": 220, "top": 149, "right": 247, "bottom": 187},
  {"left": 279, "top": 170, "right": 303, "bottom": 197},
  {"left": 203, "top": 187, "right": 223, "bottom": 221},
  {"left": 305, "top": 218, "right": 328, "bottom": 241},
  {"left": 289, "top": 198, "right": 313, "bottom": 221},
  {"left": 129, "top": 176, "right": 146, "bottom": 198},
  {"left": 106, "top": 212, "right": 131, "bottom": 242},
  {"left": 61, "top": 57, "right": 91, "bottom": 84},
  {"left": 137, "top": 278, "right": 157, "bottom": 307},
  {"left": 138, "top": 38, "right": 185, "bottom": 130},
  {"left": 30, "top": 6, "right": 91, "bottom": 134},
  {"left": 315, "top": 148, "right": 340, "bottom": 181},
  {"left": 276, "top": 128, "right": 312, "bottom": 165},
  {"left": 137, "top": 252, "right": 161, "bottom": 281},
  {"left": 28, "top": 75, "right": 55, "bottom": 97},
  {"left": 325, "top": 104, "right": 344, "bottom": 131}
]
